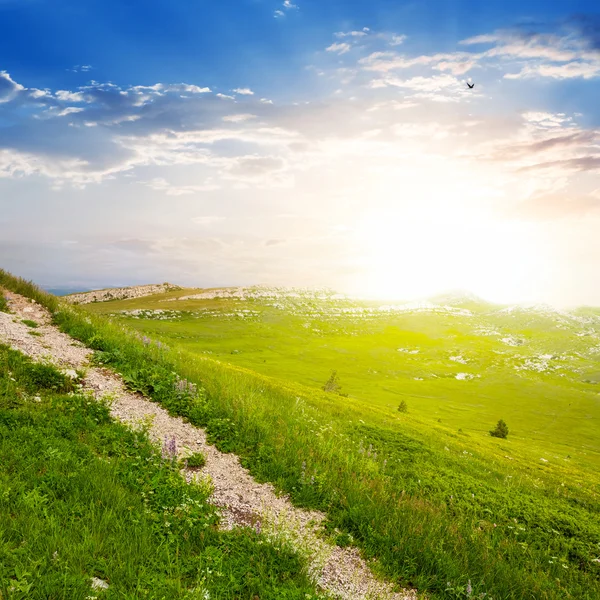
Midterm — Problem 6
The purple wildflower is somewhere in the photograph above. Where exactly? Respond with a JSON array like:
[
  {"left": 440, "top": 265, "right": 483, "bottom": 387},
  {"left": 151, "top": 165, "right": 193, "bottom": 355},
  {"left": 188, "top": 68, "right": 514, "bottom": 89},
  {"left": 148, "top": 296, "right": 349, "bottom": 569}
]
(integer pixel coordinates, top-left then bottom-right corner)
[
  {"left": 162, "top": 435, "right": 178, "bottom": 461},
  {"left": 466, "top": 580, "right": 472, "bottom": 597},
  {"left": 174, "top": 378, "right": 197, "bottom": 397}
]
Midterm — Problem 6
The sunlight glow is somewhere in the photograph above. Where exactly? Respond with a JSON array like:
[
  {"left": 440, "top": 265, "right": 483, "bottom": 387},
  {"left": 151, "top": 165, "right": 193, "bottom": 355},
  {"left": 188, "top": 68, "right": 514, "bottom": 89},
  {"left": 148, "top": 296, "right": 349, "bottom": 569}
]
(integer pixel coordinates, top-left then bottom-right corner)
[{"left": 350, "top": 173, "right": 547, "bottom": 304}]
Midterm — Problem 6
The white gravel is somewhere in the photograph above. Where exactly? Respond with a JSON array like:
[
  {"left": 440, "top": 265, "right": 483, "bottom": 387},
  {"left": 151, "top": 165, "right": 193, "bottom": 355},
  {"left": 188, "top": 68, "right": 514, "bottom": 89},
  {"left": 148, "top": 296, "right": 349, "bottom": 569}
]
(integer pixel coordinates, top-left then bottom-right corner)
[{"left": 0, "top": 289, "right": 415, "bottom": 600}]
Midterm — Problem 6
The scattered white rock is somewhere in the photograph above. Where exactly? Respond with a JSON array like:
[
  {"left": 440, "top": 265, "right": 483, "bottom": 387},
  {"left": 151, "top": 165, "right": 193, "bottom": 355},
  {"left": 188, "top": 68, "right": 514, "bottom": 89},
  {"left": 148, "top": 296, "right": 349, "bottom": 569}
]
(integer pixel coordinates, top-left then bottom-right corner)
[
  {"left": 449, "top": 355, "right": 467, "bottom": 364},
  {"left": 455, "top": 373, "right": 475, "bottom": 381},
  {"left": 90, "top": 577, "right": 109, "bottom": 590},
  {"left": 501, "top": 336, "right": 523, "bottom": 347},
  {"left": 66, "top": 283, "right": 181, "bottom": 305}
]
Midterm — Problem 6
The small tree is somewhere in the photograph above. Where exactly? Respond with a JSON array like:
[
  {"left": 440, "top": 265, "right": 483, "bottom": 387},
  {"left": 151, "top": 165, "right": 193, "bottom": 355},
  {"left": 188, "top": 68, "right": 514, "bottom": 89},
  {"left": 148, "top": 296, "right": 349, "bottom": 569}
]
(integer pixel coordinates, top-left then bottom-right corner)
[
  {"left": 398, "top": 400, "right": 408, "bottom": 413},
  {"left": 490, "top": 419, "right": 509, "bottom": 439},
  {"left": 323, "top": 370, "right": 342, "bottom": 394}
]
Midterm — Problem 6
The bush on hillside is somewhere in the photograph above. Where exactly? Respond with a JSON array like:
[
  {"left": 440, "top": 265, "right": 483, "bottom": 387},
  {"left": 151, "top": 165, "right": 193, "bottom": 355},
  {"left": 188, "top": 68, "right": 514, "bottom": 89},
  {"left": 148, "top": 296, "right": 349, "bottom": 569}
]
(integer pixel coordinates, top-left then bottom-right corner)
[
  {"left": 323, "top": 370, "right": 348, "bottom": 396},
  {"left": 490, "top": 419, "right": 509, "bottom": 439},
  {"left": 322, "top": 370, "right": 342, "bottom": 393}
]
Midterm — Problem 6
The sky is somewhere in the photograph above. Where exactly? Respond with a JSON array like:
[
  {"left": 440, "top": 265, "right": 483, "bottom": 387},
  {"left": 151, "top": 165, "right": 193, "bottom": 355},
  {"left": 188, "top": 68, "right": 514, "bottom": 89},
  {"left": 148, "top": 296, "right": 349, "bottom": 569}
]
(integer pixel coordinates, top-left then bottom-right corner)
[{"left": 1, "top": 0, "right": 600, "bottom": 306}]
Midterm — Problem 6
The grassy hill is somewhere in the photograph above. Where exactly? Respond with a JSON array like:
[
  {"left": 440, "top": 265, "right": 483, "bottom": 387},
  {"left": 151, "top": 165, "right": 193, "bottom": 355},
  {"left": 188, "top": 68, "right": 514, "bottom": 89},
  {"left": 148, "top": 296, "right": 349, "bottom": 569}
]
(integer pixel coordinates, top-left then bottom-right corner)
[
  {"left": 85, "top": 286, "right": 600, "bottom": 470},
  {"left": 3, "top": 272, "right": 600, "bottom": 598}
]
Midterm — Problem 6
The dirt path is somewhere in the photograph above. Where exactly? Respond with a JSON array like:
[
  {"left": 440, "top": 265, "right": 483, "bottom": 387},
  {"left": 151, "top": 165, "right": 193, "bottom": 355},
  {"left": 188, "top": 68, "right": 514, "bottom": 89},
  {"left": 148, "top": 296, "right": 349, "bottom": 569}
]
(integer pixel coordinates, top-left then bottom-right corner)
[{"left": 0, "top": 290, "right": 415, "bottom": 600}]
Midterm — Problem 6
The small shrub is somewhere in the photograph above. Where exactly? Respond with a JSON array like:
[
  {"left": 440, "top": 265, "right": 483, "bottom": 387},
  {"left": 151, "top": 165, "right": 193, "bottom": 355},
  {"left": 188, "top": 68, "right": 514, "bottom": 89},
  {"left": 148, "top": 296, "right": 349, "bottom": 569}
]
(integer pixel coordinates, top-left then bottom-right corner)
[
  {"left": 22, "top": 319, "right": 39, "bottom": 328},
  {"left": 490, "top": 419, "right": 509, "bottom": 439},
  {"left": 398, "top": 400, "right": 408, "bottom": 413},
  {"left": 335, "top": 532, "right": 353, "bottom": 548},
  {"left": 184, "top": 452, "right": 206, "bottom": 470},
  {"left": 322, "top": 370, "right": 342, "bottom": 394},
  {"left": 21, "top": 362, "right": 74, "bottom": 393},
  {"left": 0, "top": 294, "right": 9, "bottom": 313}
]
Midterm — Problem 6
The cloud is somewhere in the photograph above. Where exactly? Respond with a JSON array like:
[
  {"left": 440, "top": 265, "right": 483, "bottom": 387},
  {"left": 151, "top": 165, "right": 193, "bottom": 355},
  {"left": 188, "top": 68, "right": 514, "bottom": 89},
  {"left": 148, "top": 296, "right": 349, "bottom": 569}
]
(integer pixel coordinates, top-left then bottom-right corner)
[
  {"left": 275, "top": 1, "right": 297, "bottom": 18},
  {"left": 326, "top": 42, "right": 352, "bottom": 55},
  {"left": 0, "top": 70, "right": 25, "bottom": 103},
  {"left": 359, "top": 51, "right": 477, "bottom": 75},
  {"left": 222, "top": 113, "right": 257, "bottom": 123},
  {"left": 68, "top": 65, "right": 93, "bottom": 73},
  {"left": 390, "top": 35, "right": 407, "bottom": 46},
  {"left": 144, "top": 178, "right": 219, "bottom": 195},
  {"left": 460, "top": 26, "right": 600, "bottom": 80},
  {"left": 55, "top": 90, "right": 86, "bottom": 102},
  {"left": 518, "top": 157, "right": 600, "bottom": 173},
  {"left": 0, "top": 23, "right": 598, "bottom": 201},
  {"left": 56, "top": 107, "right": 85, "bottom": 117},
  {"left": 505, "top": 62, "right": 600, "bottom": 80},
  {"left": 335, "top": 31, "right": 368, "bottom": 38}
]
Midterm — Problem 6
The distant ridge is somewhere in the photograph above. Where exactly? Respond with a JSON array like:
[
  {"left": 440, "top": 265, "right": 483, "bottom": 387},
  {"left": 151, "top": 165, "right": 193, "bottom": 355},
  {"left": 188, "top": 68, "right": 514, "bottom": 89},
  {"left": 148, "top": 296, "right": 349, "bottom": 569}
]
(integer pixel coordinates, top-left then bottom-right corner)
[
  {"left": 65, "top": 283, "right": 181, "bottom": 305},
  {"left": 427, "top": 290, "right": 490, "bottom": 307}
]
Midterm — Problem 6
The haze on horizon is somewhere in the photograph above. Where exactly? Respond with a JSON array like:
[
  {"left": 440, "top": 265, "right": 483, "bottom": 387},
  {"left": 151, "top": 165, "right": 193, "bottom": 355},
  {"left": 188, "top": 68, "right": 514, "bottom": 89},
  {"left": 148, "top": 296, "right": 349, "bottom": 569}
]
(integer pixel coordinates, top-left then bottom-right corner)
[{"left": 1, "top": 0, "right": 600, "bottom": 308}]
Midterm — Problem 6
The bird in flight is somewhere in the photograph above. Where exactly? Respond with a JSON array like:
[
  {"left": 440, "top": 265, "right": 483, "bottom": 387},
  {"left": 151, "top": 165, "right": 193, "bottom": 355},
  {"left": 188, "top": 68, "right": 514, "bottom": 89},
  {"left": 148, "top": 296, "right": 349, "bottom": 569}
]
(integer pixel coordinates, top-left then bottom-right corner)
[{"left": 466, "top": 82, "right": 475, "bottom": 89}]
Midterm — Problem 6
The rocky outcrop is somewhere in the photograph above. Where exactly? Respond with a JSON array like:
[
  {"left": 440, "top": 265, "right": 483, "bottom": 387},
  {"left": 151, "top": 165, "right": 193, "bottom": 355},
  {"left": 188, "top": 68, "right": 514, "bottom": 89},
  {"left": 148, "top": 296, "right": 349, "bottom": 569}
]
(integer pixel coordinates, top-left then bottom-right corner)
[{"left": 65, "top": 283, "right": 181, "bottom": 304}]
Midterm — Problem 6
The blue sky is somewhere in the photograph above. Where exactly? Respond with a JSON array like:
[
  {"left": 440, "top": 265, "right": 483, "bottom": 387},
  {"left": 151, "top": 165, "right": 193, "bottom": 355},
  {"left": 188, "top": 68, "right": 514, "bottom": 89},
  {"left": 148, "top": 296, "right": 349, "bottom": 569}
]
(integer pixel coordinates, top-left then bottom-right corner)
[{"left": 1, "top": 1, "right": 600, "bottom": 305}]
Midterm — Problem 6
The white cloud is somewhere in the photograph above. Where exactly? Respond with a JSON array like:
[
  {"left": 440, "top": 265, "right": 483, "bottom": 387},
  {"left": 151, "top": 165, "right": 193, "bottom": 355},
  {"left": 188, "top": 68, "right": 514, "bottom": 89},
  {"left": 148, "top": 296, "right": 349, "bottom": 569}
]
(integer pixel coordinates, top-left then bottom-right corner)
[
  {"left": 283, "top": 0, "right": 297, "bottom": 8},
  {"left": 68, "top": 64, "right": 93, "bottom": 73},
  {"left": 55, "top": 90, "right": 86, "bottom": 102},
  {"left": 335, "top": 31, "right": 367, "bottom": 38},
  {"left": 167, "top": 83, "right": 211, "bottom": 94},
  {"left": 274, "top": 10, "right": 284, "bottom": 18},
  {"left": 360, "top": 51, "right": 477, "bottom": 74},
  {"left": 233, "top": 87, "right": 254, "bottom": 95},
  {"left": 505, "top": 62, "right": 600, "bottom": 80},
  {"left": 57, "top": 107, "right": 85, "bottom": 117},
  {"left": 144, "top": 178, "right": 219, "bottom": 196},
  {"left": 390, "top": 34, "right": 407, "bottom": 46},
  {"left": 522, "top": 112, "right": 573, "bottom": 127},
  {"left": 0, "top": 70, "right": 25, "bottom": 103},
  {"left": 326, "top": 43, "right": 352, "bottom": 55},
  {"left": 222, "top": 114, "right": 257, "bottom": 123},
  {"left": 217, "top": 93, "right": 235, "bottom": 100}
]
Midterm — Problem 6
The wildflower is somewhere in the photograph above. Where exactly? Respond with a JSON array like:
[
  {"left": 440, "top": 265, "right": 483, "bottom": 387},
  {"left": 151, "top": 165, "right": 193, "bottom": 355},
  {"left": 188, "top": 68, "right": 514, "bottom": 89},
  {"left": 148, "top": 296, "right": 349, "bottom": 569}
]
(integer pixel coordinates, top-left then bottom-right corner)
[
  {"left": 162, "top": 436, "right": 178, "bottom": 461},
  {"left": 466, "top": 580, "right": 472, "bottom": 597}
]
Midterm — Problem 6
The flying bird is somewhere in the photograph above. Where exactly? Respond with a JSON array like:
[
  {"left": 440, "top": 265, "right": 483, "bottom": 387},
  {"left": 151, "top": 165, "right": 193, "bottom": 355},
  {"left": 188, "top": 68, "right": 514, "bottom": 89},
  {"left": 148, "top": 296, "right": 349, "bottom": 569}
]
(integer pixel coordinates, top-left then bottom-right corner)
[{"left": 466, "top": 82, "right": 475, "bottom": 89}]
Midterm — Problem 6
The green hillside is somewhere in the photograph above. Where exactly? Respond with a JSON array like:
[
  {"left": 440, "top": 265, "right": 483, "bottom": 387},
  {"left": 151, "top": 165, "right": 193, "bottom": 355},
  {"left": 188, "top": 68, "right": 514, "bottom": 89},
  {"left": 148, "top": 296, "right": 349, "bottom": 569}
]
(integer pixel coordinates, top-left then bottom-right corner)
[{"left": 3, "top": 272, "right": 600, "bottom": 599}]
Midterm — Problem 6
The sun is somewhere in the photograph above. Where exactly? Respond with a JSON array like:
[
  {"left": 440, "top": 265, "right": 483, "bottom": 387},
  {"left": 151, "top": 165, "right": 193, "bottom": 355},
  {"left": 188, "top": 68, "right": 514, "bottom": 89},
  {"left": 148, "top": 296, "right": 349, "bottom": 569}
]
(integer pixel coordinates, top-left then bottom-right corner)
[{"left": 350, "top": 194, "right": 546, "bottom": 305}]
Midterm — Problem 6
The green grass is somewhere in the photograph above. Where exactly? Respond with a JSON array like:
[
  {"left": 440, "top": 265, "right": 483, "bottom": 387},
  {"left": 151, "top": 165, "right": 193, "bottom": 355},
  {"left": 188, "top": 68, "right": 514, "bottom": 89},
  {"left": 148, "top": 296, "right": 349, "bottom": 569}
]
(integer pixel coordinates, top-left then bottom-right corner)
[
  {"left": 184, "top": 452, "right": 207, "bottom": 470},
  {"left": 0, "top": 342, "right": 325, "bottom": 599},
  {"left": 0, "top": 295, "right": 8, "bottom": 313},
  {"left": 2, "top": 270, "right": 600, "bottom": 599},
  {"left": 21, "top": 319, "right": 39, "bottom": 328}
]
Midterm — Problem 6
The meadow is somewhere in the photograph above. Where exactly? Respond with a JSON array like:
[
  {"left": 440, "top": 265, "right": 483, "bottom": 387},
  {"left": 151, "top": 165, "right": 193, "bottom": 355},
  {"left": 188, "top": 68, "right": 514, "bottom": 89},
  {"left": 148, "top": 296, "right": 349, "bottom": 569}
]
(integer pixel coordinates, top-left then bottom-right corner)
[
  {"left": 87, "top": 287, "right": 600, "bottom": 469},
  {"left": 2, "top": 271, "right": 600, "bottom": 599}
]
